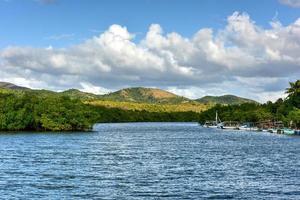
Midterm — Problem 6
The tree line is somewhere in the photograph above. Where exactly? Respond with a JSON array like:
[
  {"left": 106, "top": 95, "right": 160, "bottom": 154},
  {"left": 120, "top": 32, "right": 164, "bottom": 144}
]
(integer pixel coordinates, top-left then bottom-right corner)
[
  {"left": 0, "top": 90, "right": 201, "bottom": 131},
  {"left": 198, "top": 80, "right": 300, "bottom": 128}
]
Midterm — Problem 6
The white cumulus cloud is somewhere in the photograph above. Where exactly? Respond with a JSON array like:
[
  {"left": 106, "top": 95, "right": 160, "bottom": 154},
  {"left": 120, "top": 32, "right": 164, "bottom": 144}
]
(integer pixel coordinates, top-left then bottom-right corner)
[{"left": 0, "top": 12, "right": 300, "bottom": 102}]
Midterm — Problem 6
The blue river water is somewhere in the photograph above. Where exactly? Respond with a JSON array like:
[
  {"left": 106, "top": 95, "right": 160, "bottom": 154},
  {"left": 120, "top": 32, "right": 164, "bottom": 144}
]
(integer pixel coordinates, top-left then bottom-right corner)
[{"left": 0, "top": 122, "right": 299, "bottom": 199}]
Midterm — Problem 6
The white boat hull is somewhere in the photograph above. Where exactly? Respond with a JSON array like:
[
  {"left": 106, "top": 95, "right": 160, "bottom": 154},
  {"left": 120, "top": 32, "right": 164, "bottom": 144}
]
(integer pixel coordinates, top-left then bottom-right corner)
[
  {"left": 203, "top": 125, "right": 218, "bottom": 128},
  {"left": 220, "top": 126, "right": 239, "bottom": 130},
  {"left": 239, "top": 127, "right": 260, "bottom": 131}
]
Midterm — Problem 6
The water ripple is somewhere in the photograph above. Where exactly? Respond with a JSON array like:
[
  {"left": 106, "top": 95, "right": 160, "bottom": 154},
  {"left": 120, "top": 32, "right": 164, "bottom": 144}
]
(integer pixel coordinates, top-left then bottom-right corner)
[{"left": 0, "top": 122, "right": 299, "bottom": 199}]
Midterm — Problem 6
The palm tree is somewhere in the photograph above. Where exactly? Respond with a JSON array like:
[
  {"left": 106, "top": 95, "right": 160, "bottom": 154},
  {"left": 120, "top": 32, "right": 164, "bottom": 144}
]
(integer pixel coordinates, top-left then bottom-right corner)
[
  {"left": 286, "top": 80, "right": 300, "bottom": 98},
  {"left": 285, "top": 80, "right": 300, "bottom": 108}
]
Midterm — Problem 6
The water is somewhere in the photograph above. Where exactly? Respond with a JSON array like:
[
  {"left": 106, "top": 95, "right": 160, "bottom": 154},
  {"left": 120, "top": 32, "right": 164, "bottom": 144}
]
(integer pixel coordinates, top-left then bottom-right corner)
[{"left": 0, "top": 123, "right": 299, "bottom": 199}]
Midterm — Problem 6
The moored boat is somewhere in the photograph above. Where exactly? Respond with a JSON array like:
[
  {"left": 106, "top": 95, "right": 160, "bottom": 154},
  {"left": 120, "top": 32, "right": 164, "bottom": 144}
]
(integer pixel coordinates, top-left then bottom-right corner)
[
  {"left": 283, "top": 128, "right": 295, "bottom": 135},
  {"left": 203, "top": 111, "right": 222, "bottom": 128},
  {"left": 203, "top": 121, "right": 218, "bottom": 128},
  {"left": 239, "top": 122, "right": 259, "bottom": 131},
  {"left": 218, "top": 121, "right": 240, "bottom": 130},
  {"left": 268, "top": 129, "right": 274, "bottom": 133}
]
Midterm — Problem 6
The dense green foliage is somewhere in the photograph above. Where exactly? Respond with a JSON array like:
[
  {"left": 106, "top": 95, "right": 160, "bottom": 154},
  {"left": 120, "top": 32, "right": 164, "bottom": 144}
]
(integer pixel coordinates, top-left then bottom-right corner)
[
  {"left": 60, "top": 89, "right": 99, "bottom": 100},
  {"left": 196, "top": 94, "right": 257, "bottom": 105},
  {"left": 0, "top": 88, "right": 202, "bottom": 131},
  {"left": 88, "top": 100, "right": 208, "bottom": 113},
  {"left": 0, "top": 90, "right": 97, "bottom": 131},
  {"left": 199, "top": 80, "right": 300, "bottom": 128},
  {"left": 93, "top": 106, "right": 201, "bottom": 123}
]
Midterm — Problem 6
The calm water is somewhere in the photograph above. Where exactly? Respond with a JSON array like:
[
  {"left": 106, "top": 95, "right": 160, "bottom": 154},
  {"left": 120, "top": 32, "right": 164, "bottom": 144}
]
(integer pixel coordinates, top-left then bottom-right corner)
[{"left": 0, "top": 123, "right": 299, "bottom": 199}]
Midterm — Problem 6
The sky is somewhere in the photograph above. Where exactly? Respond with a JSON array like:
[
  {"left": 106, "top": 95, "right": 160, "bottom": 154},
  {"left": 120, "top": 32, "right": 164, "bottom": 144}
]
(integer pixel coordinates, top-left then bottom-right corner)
[{"left": 0, "top": 0, "right": 300, "bottom": 102}]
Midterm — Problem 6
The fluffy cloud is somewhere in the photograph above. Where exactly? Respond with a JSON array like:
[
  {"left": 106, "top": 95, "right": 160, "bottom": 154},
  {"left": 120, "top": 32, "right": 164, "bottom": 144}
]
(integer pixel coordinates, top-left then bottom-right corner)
[
  {"left": 80, "top": 82, "right": 111, "bottom": 95},
  {"left": 1, "top": 12, "right": 300, "bottom": 102},
  {"left": 279, "top": 0, "right": 300, "bottom": 8}
]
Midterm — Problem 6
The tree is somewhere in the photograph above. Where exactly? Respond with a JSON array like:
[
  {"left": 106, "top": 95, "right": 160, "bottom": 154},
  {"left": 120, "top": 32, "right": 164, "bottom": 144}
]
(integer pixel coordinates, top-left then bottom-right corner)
[
  {"left": 286, "top": 80, "right": 300, "bottom": 97},
  {"left": 287, "top": 108, "right": 300, "bottom": 128},
  {"left": 285, "top": 80, "right": 300, "bottom": 108}
]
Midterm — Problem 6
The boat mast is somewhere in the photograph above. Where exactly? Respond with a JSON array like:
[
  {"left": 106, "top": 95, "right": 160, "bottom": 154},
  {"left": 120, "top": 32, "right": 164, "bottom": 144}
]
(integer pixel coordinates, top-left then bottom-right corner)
[{"left": 216, "top": 111, "right": 218, "bottom": 124}]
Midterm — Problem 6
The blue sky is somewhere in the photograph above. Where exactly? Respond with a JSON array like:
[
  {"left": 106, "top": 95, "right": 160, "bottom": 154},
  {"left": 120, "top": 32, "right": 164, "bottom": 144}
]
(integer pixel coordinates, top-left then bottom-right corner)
[
  {"left": 0, "top": 0, "right": 300, "bottom": 102},
  {"left": 1, "top": 0, "right": 299, "bottom": 48}
]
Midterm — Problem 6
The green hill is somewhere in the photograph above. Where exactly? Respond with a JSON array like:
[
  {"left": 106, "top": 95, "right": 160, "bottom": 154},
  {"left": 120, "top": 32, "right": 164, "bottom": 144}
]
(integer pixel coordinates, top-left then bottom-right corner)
[
  {"left": 99, "top": 87, "right": 190, "bottom": 104},
  {"left": 0, "top": 82, "right": 29, "bottom": 90},
  {"left": 60, "top": 89, "right": 99, "bottom": 100},
  {"left": 196, "top": 95, "right": 257, "bottom": 105},
  {"left": 0, "top": 82, "right": 257, "bottom": 105}
]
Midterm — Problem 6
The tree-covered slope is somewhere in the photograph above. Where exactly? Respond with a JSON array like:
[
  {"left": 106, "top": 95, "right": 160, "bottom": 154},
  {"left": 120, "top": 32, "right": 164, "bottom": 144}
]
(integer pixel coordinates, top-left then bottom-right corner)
[
  {"left": 0, "top": 89, "right": 97, "bottom": 131},
  {"left": 196, "top": 95, "right": 257, "bottom": 105},
  {"left": 99, "top": 87, "right": 190, "bottom": 104},
  {"left": 60, "top": 89, "right": 99, "bottom": 100},
  {"left": 88, "top": 100, "right": 208, "bottom": 113}
]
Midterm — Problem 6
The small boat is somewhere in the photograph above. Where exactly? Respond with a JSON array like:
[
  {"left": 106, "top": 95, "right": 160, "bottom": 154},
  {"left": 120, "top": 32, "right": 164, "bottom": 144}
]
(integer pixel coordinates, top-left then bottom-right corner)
[
  {"left": 267, "top": 129, "right": 276, "bottom": 133},
  {"left": 203, "top": 121, "right": 218, "bottom": 128},
  {"left": 257, "top": 120, "right": 285, "bottom": 134},
  {"left": 276, "top": 129, "right": 284, "bottom": 134},
  {"left": 218, "top": 121, "right": 240, "bottom": 130},
  {"left": 283, "top": 128, "right": 295, "bottom": 135},
  {"left": 203, "top": 111, "right": 222, "bottom": 128},
  {"left": 239, "top": 122, "right": 259, "bottom": 131}
]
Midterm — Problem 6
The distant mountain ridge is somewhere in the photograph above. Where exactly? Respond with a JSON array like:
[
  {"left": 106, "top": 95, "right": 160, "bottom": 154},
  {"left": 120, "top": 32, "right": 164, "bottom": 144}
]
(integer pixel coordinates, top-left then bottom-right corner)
[
  {"left": 196, "top": 95, "right": 257, "bottom": 105},
  {"left": 0, "top": 82, "right": 257, "bottom": 105},
  {"left": 0, "top": 82, "right": 29, "bottom": 90},
  {"left": 100, "top": 87, "right": 190, "bottom": 104}
]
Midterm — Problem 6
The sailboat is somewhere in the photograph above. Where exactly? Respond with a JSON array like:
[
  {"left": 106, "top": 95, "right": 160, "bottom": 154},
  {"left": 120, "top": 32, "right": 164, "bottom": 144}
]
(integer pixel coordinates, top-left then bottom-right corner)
[
  {"left": 215, "top": 112, "right": 239, "bottom": 130},
  {"left": 203, "top": 111, "right": 221, "bottom": 128}
]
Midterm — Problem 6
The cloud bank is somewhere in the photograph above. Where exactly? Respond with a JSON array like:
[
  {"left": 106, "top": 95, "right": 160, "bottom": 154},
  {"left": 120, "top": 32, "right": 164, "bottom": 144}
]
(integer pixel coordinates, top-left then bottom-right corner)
[
  {"left": 279, "top": 0, "right": 300, "bottom": 8},
  {"left": 1, "top": 12, "right": 300, "bottom": 102}
]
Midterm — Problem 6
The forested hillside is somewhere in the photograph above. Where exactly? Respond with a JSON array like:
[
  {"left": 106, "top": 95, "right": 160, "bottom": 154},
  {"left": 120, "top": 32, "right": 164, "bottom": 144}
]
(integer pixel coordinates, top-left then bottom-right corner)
[
  {"left": 87, "top": 100, "right": 207, "bottom": 113},
  {"left": 196, "top": 95, "right": 257, "bottom": 105},
  {"left": 100, "top": 87, "right": 190, "bottom": 104},
  {"left": 0, "top": 88, "right": 202, "bottom": 131}
]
